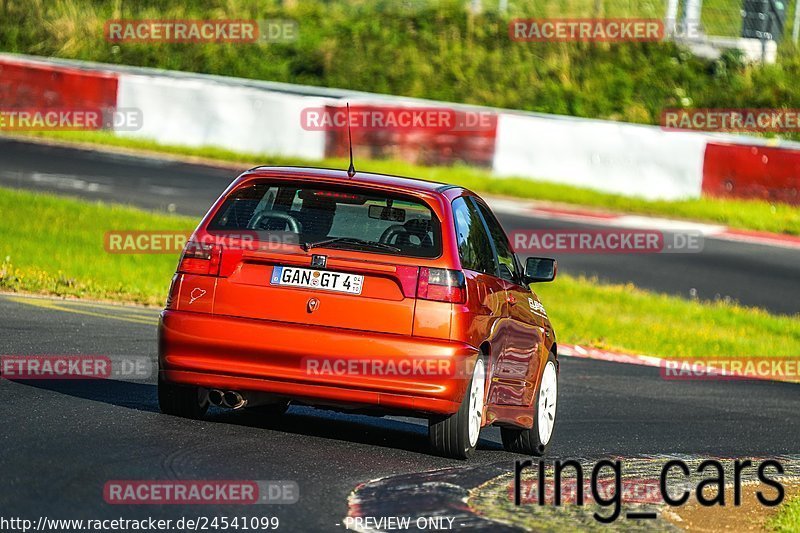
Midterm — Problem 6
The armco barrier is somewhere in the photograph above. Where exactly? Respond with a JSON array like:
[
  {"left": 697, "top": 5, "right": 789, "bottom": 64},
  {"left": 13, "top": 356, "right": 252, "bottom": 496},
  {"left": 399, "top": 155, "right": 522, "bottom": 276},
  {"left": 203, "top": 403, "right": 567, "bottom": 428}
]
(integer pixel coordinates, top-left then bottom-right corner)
[
  {"left": 116, "top": 74, "right": 327, "bottom": 160},
  {"left": 322, "top": 104, "right": 498, "bottom": 168},
  {"left": 492, "top": 112, "right": 708, "bottom": 201},
  {"left": 702, "top": 142, "right": 800, "bottom": 205},
  {"left": 0, "top": 57, "right": 118, "bottom": 109},
  {"left": 3, "top": 52, "right": 800, "bottom": 204}
]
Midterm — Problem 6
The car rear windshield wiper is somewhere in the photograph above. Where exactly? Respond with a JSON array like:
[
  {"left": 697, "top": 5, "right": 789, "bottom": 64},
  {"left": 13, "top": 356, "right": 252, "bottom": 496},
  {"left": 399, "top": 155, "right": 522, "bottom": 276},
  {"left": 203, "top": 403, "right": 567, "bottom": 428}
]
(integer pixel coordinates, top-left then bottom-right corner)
[{"left": 303, "top": 237, "right": 401, "bottom": 253}]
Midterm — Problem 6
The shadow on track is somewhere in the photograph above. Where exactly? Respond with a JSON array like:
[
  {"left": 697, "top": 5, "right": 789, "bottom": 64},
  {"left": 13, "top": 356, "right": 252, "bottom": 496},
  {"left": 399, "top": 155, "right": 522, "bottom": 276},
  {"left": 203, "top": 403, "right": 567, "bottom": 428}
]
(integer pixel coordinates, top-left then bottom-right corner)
[
  {"left": 9, "top": 378, "right": 503, "bottom": 456},
  {"left": 9, "top": 378, "right": 161, "bottom": 412}
]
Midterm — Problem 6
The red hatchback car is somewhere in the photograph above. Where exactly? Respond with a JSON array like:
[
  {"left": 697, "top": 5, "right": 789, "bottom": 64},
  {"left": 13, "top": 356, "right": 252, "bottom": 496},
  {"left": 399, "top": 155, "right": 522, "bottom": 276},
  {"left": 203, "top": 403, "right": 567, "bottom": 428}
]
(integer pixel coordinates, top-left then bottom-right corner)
[{"left": 158, "top": 167, "right": 558, "bottom": 459}]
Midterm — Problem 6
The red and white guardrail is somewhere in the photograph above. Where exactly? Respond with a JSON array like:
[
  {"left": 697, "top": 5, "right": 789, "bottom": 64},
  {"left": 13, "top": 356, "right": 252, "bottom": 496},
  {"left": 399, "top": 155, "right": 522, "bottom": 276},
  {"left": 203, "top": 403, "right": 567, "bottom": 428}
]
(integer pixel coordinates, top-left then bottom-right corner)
[{"left": 1, "top": 53, "right": 797, "bottom": 204}]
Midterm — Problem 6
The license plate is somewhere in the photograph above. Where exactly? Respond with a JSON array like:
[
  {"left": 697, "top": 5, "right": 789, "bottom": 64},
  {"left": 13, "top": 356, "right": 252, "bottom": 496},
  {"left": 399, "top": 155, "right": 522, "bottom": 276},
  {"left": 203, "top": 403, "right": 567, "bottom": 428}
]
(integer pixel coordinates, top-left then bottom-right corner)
[{"left": 270, "top": 266, "right": 363, "bottom": 295}]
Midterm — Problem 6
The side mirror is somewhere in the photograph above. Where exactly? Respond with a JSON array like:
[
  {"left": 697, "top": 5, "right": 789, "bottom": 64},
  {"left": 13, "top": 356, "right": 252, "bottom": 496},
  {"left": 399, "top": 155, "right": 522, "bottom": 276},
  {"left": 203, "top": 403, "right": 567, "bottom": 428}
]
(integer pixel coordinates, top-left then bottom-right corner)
[{"left": 524, "top": 257, "right": 557, "bottom": 284}]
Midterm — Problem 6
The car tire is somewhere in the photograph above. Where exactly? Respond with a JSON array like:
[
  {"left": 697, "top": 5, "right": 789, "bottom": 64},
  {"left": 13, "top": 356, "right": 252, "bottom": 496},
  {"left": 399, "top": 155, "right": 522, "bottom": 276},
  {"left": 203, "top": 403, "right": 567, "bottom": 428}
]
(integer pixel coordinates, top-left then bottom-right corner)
[
  {"left": 501, "top": 353, "right": 558, "bottom": 456},
  {"left": 158, "top": 378, "right": 208, "bottom": 419},
  {"left": 429, "top": 356, "right": 486, "bottom": 459}
]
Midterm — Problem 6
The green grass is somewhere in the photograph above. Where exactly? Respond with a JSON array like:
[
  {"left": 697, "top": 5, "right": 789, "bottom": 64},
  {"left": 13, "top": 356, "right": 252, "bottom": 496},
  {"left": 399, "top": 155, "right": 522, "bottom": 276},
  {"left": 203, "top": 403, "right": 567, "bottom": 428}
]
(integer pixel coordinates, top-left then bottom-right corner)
[
  {"left": 534, "top": 275, "right": 800, "bottom": 358},
  {"left": 770, "top": 496, "right": 800, "bottom": 532},
  {"left": 2, "top": 185, "right": 798, "bottom": 358},
  {"left": 2, "top": 0, "right": 800, "bottom": 132},
  {"left": 0, "top": 187, "right": 196, "bottom": 306},
  {"left": 16, "top": 130, "right": 800, "bottom": 237}
]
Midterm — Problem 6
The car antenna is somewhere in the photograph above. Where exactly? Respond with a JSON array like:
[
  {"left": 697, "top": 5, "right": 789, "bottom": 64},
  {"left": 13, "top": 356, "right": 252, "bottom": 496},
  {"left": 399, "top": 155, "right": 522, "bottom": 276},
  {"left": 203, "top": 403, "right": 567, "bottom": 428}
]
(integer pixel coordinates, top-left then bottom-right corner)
[{"left": 346, "top": 102, "right": 356, "bottom": 178}]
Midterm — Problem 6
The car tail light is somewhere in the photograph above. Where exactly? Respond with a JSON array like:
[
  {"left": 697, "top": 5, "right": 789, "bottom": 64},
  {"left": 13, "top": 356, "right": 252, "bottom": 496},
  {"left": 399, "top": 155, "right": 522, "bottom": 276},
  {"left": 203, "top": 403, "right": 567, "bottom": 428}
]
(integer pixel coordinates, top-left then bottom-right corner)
[
  {"left": 395, "top": 265, "right": 419, "bottom": 298},
  {"left": 310, "top": 190, "right": 364, "bottom": 201},
  {"left": 417, "top": 267, "right": 466, "bottom": 304},
  {"left": 165, "top": 273, "right": 181, "bottom": 308},
  {"left": 177, "top": 241, "right": 221, "bottom": 276}
]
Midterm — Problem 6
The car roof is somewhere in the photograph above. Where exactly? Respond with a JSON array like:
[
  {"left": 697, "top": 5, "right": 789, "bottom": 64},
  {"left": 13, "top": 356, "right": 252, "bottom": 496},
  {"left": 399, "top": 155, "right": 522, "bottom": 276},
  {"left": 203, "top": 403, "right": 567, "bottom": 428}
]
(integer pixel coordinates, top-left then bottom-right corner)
[{"left": 241, "top": 166, "right": 460, "bottom": 195}]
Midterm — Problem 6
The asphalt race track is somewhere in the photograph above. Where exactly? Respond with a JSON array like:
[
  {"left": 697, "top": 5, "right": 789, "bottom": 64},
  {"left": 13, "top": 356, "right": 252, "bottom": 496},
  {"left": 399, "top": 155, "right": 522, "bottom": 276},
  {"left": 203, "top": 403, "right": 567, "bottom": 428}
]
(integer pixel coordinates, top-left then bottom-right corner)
[
  {"left": 2, "top": 295, "right": 799, "bottom": 530},
  {"left": 1, "top": 138, "right": 800, "bottom": 530},
  {"left": 2, "top": 137, "right": 798, "bottom": 314}
]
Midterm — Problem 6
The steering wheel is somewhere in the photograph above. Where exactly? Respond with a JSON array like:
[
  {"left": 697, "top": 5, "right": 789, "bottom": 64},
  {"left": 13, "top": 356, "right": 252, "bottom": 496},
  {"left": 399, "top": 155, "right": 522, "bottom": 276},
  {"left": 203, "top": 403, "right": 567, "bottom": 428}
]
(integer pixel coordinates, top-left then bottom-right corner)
[
  {"left": 250, "top": 211, "right": 301, "bottom": 233},
  {"left": 380, "top": 219, "right": 432, "bottom": 247},
  {"left": 379, "top": 224, "right": 407, "bottom": 245}
]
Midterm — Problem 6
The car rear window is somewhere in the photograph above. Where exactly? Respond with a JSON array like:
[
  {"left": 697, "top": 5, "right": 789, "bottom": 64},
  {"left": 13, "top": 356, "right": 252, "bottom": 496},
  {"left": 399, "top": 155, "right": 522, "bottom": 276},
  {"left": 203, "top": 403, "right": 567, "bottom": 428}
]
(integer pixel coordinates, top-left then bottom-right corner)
[{"left": 207, "top": 181, "right": 441, "bottom": 258}]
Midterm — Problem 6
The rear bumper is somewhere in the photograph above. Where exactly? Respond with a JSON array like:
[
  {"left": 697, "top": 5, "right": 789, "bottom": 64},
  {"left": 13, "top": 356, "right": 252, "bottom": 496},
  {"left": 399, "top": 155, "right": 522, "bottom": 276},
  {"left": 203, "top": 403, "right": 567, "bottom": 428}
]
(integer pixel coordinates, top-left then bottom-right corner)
[{"left": 158, "top": 310, "right": 479, "bottom": 416}]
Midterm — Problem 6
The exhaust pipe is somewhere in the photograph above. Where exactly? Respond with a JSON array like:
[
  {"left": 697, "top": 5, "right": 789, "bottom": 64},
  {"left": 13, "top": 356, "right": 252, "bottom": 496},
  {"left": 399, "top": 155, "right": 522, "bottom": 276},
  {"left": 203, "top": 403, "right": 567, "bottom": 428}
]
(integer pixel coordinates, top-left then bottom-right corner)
[
  {"left": 209, "top": 389, "right": 270, "bottom": 410},
  {"left": 222, "top": 391, "right": 247, "bottom": 410},
  {"left": 208, "top": 389, "right": 224, "bottom": 407}
]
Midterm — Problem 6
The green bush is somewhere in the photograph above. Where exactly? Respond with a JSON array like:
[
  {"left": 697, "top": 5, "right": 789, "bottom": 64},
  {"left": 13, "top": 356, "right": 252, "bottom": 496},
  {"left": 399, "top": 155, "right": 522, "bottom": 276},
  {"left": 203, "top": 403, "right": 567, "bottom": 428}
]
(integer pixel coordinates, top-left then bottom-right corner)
[{"left": 1, "top": 0, "right": 799, "bottom": 130}]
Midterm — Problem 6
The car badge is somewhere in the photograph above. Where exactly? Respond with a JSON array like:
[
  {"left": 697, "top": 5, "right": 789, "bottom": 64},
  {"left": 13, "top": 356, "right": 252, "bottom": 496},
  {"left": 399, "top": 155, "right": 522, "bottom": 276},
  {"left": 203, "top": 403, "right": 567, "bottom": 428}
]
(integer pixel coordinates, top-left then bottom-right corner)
[
  {"left": 189, "top": 288, "right": 206, "bottom": 304},
  {"left": 307, "top": 298, "right": 320, "bottom": 313},
  {"left": 311, "top": 254, "right": 327, "bottom": 268}
]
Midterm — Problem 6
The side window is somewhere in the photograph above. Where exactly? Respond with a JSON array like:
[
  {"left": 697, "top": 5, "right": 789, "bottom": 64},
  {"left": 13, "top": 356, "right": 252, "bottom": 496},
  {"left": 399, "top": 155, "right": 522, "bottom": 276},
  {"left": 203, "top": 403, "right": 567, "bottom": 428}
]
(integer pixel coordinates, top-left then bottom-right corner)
[
  {"left": 473, "top": 199, "right": 519, "bottom": 283},
  {"left": 451, "top": 197, "right": 495, "bottom": 275}
]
